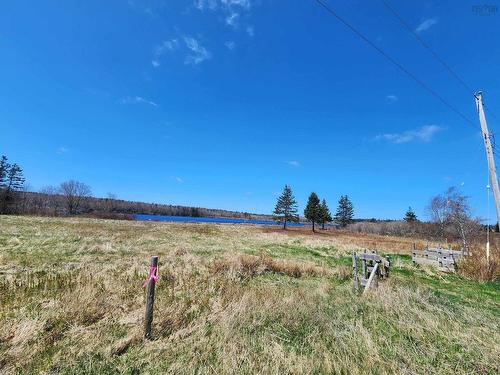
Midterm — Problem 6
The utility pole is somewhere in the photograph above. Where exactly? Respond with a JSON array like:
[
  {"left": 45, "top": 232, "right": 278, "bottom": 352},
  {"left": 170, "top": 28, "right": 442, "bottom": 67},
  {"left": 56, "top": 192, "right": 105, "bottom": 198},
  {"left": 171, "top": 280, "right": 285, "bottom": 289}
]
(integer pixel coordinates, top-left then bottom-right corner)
[{"left": 475, "top": 92, "right": 498, "bottom": 264}]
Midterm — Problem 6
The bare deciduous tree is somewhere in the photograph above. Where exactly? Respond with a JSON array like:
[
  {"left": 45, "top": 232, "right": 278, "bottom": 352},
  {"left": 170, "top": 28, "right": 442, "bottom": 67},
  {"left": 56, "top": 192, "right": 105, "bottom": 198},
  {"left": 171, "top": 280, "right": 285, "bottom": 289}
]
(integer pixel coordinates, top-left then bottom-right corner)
[
  {"left": 40, "top": 185, "right": 61, "bottom": 215},
  {"left": 444, "top": 188, "right": 481, "bottom": 253},
  {"left": 428, "top": 195, "right": 447, "bottom": 237},
  {"left": 105, "top": 192, "right": 117, "bottom": 213},
  {"left": 59, "top": 180, "right": 92, "bottom": 215},
  {"left": 427, "top": 187, "right": 481, "bottom": 252}
]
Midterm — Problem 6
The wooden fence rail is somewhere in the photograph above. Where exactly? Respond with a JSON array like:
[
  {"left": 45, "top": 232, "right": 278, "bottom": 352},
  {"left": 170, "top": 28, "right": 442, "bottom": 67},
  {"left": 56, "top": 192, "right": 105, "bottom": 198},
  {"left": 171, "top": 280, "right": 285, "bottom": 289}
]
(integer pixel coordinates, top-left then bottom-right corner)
[
  {"left": 352, "top": 250, "right": 390, "bottom": 294},
  {"left": 412, "top": 246, "right": 466, "bottom": 271}
]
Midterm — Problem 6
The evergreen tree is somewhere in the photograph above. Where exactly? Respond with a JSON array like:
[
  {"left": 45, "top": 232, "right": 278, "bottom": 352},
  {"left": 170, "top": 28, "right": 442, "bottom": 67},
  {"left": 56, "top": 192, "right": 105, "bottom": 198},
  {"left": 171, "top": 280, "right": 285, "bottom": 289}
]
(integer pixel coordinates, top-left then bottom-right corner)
[
  {"left": 273, "top": 185, "right": 299, "bottom": 229},
  {"left": 0, "top": 155, "right": 10, "bottom": 188},
  {"left": 7, "top": 164, "right": 25, "bottom": 191},
  {"left": 0, "top": 156, "right": 25, "bottom": 213},
  {"left": 304, "top": 192, "right": 321, "bottom": 232},
  {"left": 334, "top": 195, "right": 354, "bottom": 228},
  {"left": 404, "top": 206, "right": 418, "bottom": 222},
  {"left": 318, "top": 198, "right": 332, "bottom": 230}
]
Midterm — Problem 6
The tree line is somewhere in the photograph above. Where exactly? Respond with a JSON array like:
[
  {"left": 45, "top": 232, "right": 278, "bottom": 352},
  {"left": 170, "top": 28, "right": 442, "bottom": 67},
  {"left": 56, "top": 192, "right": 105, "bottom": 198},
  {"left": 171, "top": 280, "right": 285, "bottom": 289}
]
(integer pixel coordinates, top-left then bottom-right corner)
[
  {"left": 273, "top": 185, "right": 354, "bottom": 231},
  {"left": 272, "top": 184, "right": 483, "bottom": 251},
  {"left": 0, "top": 155, "right": 272, "bottom": 220},
  {"left": 1, "top": 153, "right": 488, "bottom": 250},
  {"left": 348, "top": 187, "right": 484, "bottom": 251}
]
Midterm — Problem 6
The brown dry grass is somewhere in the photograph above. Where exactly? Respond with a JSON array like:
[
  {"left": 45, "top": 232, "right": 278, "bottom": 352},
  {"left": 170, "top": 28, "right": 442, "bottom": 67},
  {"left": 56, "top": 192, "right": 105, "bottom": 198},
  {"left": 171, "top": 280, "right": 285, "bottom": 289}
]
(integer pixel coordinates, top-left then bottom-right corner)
[
  {"left": 212, "top": 254, "right": 330, "bottom": 279},
  {"left": 260, "top": 226, "right": 437, "bottom": 253},
  {"left": 459, "top": 243, "right": 500, "bottom": 281},
  {"left": 0, "top": 216, "right": 499, "bottom": 374}
]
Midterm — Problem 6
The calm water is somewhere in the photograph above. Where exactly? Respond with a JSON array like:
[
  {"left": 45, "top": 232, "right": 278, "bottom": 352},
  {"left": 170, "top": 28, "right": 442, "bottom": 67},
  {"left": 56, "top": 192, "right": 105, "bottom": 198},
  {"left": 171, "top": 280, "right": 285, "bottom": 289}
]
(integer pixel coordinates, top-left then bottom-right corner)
[{"left": 134, "top": 214, "right": 306, "bottom": 226}]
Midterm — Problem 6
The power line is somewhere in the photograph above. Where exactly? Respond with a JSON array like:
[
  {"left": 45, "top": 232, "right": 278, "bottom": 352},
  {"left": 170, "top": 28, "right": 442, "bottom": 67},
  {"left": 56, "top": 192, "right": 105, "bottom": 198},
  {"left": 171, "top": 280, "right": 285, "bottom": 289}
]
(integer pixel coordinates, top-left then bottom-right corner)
[
  {"left": 314, "top": 0, "right": 481, "bottom": 131},
  {"left": 380, "top": 0, "right": 474, "bottom": 93},
  {"left": 380, "top": 0, "right": 499, "bottom": 123}
]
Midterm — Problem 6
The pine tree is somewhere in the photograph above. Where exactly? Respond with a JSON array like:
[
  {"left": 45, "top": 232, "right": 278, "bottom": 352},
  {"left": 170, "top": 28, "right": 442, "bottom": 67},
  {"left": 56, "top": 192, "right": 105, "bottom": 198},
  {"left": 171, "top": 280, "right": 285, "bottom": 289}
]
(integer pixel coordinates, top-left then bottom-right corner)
[
  {"left": 0, "top": 156, "right": 25, "bottom": 213},
  {"left": 273, "top": 185, "right": 299, "bottom": 229},
  {"left": 304, "top": 192, "right": 321, "bottom": 232},
  {"left": 318, "top": 199, "right": 332, "bottom": 230},
  {"left": 0, "top": 155, "right": 10, "bottom": 188},
  {"left": 7, "top": 164, "right": 25, "bottom": 191},
  {"left": 404, "top": 206, "right": 418, "bottom": 222},
  {"left": 334, "top": 195, "right": 354, "bottom": 228}
]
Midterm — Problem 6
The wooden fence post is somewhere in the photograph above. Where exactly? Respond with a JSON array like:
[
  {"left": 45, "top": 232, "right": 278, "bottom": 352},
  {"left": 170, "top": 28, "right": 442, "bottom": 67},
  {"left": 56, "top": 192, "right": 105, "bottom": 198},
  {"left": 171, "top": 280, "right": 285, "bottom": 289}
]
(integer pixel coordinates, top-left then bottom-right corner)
[
  {"left": 144, "top": 256, "right": 158, "bottom": 340},
  {"left": 361, "top": 249, "right": 367, "bottom": 279},
  {"left": 352, "top": 251, "right": 359, "bottom": 292}
]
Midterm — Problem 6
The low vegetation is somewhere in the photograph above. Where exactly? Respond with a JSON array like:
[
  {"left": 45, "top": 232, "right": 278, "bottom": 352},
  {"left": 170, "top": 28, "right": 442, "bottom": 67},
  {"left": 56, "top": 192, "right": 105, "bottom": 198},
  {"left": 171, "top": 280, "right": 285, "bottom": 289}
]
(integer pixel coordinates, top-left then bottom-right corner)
[
  {"left": 0, "top": 154, "right": 272, "bottom": 220},
  {"left": 1, "top": 216, "right": 499, "bottom": 374}
]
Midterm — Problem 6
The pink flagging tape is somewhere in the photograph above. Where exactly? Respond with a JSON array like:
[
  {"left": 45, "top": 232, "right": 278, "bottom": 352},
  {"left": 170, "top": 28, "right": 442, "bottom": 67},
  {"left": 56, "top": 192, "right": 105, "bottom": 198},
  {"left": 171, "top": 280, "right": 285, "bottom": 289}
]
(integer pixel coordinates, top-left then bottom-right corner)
[{"left": 143, "top": 266, "right": 158, "bottom": 287}]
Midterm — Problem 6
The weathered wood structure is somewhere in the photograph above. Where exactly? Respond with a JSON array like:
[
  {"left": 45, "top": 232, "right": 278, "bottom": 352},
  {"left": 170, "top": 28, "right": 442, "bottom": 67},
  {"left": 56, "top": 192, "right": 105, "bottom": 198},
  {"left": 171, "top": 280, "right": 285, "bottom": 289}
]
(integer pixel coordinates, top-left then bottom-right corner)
[
  {"left": 412, "top": 246, "right": 466, "bottom": 271},
  {"left": 144, "top": 256, "right": 158, "bottom": 340},
  {"left": 352, "top": 250, "right": 391, "bottom": 294}
]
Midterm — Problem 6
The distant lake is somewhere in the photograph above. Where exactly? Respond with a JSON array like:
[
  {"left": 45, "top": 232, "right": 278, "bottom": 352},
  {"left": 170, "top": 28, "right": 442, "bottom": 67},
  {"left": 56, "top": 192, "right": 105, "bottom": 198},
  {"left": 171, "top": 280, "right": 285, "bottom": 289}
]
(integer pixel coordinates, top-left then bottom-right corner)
[{"left": 134, "top": 214, "right": 305, "bottom": 226}]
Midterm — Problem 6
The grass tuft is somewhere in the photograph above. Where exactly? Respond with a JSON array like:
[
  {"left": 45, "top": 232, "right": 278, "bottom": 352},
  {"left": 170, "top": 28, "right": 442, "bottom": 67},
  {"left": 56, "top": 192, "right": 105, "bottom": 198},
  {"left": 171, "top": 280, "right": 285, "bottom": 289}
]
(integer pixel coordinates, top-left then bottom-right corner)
[
  {"left": 212, "top": 254, "right": 328, "bottom": 280},
  {"left": 0, "top": 215, "right": 499, "bottom": 374}
]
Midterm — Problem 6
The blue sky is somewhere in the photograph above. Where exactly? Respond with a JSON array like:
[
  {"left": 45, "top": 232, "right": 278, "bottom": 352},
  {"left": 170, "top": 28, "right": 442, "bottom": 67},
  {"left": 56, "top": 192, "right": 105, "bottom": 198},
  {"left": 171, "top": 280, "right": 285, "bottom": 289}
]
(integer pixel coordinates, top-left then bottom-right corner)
[{"left": 1, "top": 0, "right": 500, "bottom": 220}]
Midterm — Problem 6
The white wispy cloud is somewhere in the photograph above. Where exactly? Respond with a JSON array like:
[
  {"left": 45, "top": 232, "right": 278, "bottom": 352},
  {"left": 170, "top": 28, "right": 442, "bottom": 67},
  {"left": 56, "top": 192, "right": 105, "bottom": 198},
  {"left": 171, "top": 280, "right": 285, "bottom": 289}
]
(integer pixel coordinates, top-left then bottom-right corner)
[
  {"left": 152, "top": 39, "right": 179, "bottom": 67},
  {"left": 152, "top": 36, "right": 211, "bottom": 67},
  {"left": 373, "top": 125, "right": 443, "bottom": 144},
  {"left": 128, "top": 0, "right": 157, "bottom": 17},
  {"left": 120, "top": 96, "right": 158, "bottom": 107},
  {"left": 194, "top": 0, "right": 252, "bottom": 32},
  {"left": 225, "top": 40, "right": 236, "bottom": 50},
  {"left": 386, "top": 94, "right": 398, "bottom": 102},
  {"left": 164, "top": 39, "right": 179, "bottom": 51},
  {"left": 226, "top": 12, "right": 239, "bottom": 27},
  {"left": 195, "top": 0, "right": 218, "bottom": 10},
  {"left": 246, "top": 26, "right": 254, "bottom": 36},
  {"left": 184, "top": 37, "right": 211, "bottom": 65},
  {"left": 415, "top": 18, "right": 438, "bottom": 33},
  {"left": 287, "top": 160, "right": 300, "bottom": 167},
  {"left": 222, "top": 0, "right": 250, "bottom": 7},
  {"left": 175, "top": 176, "right": 184, "bottom": 183},
  {"left": 57, "top": 147, "right": 69, "bottom": 155},
  {"left": 196, "top": 0, "right": 250, "bottom": 10}
]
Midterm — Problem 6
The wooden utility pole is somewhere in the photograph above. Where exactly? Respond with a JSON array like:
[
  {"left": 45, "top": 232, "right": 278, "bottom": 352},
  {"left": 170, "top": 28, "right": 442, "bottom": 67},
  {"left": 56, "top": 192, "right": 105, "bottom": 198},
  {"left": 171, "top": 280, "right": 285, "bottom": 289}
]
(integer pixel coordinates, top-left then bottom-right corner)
[{"left": 475, "top": 92, "right": 498, "bottom": 264}]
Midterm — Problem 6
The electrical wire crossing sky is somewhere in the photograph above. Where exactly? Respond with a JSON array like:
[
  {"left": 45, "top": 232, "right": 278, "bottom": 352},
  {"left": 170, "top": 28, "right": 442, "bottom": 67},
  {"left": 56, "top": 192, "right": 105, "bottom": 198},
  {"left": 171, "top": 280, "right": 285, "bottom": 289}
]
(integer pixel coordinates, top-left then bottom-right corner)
[{"left": 1, "top": 0, "right": 499, "bottom": 219}]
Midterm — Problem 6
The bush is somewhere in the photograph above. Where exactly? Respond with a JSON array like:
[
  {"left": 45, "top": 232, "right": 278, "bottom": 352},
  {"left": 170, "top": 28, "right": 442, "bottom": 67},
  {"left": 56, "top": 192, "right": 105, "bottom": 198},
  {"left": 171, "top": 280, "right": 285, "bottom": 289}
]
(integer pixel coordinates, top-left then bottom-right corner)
[
  {"left": 459, "top": 244, "right": 499, "bottom": 282},
  {"left": 347, "top": 220, "right": 482, "bottom": 244}
]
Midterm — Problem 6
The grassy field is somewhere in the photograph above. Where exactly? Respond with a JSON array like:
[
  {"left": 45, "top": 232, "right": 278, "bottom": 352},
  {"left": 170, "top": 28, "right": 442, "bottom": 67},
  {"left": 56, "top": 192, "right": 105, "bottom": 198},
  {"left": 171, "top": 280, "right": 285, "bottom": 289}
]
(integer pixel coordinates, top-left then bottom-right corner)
[{"left": 0, "top": 216, "right": 499, "bottom": 374}]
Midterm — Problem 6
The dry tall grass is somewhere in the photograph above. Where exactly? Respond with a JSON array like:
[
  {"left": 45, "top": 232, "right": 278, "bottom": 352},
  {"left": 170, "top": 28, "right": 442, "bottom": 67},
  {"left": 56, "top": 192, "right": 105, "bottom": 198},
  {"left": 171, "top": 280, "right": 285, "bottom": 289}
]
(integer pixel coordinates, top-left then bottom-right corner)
[
  {"left": 0, "top": 216, "right": 499, "bottom": 374},
  {"left": 459, "top": 243, "right": 500, "bottom": 281},
  {"left": 212, "top": 254, "right": 330, "bottom": 279}
]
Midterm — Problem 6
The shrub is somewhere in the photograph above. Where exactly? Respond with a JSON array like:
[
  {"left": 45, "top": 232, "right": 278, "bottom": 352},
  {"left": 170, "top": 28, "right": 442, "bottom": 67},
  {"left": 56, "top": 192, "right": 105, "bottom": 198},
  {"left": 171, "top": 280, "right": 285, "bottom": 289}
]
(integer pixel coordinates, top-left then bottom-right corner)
[
  {"left": 212, "top": 254, "right": 327, "bottom": 280},
  {"left": 459, "top": 244, "right": 499, "bottom": 282}
]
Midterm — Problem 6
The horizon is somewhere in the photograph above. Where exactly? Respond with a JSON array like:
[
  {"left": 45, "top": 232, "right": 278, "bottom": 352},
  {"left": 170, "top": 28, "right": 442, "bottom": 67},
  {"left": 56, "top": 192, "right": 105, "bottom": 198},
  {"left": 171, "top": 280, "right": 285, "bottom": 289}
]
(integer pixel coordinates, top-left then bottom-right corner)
[
  {"left": 13, "top": 181, "right": 477, "bottom": 222},
  {"left": 2, "top": 1, "right": 499, "bottom": 221}
]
